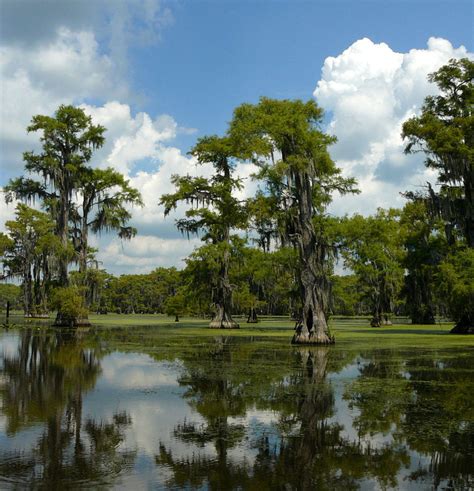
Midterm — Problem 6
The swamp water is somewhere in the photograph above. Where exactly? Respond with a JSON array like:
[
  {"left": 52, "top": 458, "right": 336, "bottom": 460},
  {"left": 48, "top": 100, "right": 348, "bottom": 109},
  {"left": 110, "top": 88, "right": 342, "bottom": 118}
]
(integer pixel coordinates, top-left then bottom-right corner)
[{"left": 0, "top": 327, "right": 472, "bottom": 490}]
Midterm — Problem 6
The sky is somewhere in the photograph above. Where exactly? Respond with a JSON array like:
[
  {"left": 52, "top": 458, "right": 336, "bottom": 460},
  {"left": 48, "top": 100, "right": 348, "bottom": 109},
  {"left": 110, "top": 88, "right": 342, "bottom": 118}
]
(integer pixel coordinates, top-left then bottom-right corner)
[{"left": 0, "top": 0, "right": 473, "bottom": 274}]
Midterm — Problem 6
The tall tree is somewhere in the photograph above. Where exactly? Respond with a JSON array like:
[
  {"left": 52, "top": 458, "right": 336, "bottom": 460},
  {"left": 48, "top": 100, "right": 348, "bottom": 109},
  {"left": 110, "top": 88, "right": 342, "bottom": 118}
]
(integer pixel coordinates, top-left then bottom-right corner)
[
  {"left": 160, "top": 136, "right": 248, "bottom": 328},
  {"left": 230, "top": 98, "right": 357, "bottom": 344},
  {"left": 5, "top": 105, "right": 105, "bottom": 325},
  {"left": 402, "top": 58, "right": 474, "bottom": 332},
  {"left": 402, "top": 58, "right": 474, "bottom": 247}
]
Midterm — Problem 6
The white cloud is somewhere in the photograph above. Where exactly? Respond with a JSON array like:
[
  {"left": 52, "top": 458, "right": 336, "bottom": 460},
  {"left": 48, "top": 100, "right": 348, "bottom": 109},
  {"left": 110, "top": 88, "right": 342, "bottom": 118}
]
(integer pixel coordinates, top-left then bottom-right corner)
[
  {"left": 314, "top": 37, "right": 472, "bottom": 216},
  {"left": 76, "top": 101, "right": 259, "bottom": 273},
  {"left": 98, "top": 235, "right": 201, "bottom": 272},
  {"left": 0, "top": 28, "right": 126, "bottom": 177},
  {"left": 81, "top": 102, "right": 179, "bottom": 175}
]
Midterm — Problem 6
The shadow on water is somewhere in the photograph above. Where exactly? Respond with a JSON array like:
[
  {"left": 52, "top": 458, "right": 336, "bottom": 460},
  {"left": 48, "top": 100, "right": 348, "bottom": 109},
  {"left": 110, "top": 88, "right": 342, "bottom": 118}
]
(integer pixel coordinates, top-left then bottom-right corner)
[{"left": 0, "top": 328, "right": 135, "bottom": 489}]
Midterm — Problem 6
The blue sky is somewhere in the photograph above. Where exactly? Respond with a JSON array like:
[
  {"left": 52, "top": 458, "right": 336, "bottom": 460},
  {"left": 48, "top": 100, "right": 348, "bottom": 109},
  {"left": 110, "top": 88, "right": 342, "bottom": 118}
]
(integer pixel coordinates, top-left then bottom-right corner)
[
  {"left": 133, "top": 1, "right": 473, "bottom": 144},
  {"left": 0, "top": 0, "right": 473, "bottom": 273}
]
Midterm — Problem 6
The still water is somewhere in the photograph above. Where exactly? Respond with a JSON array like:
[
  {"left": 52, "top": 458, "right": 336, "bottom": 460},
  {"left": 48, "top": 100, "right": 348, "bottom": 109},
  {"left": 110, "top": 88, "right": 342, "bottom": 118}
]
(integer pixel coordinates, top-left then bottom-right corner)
[{"left": 0, "top": 328, "right": 472, "bottom": 490}]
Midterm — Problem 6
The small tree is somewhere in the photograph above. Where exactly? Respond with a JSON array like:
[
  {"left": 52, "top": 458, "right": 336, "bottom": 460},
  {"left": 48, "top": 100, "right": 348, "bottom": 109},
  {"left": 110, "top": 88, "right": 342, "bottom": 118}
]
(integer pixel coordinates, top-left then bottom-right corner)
[
  {"left": 340, "top": 210, "right": 405, "bottom": 327},
  {"left": 0, "top": 204, "right": 60, "bottom": 317},
  {"left": 164, "top": 290, "right": 186, "bottom": 322},
  {"left": 160, "top": 136, "right": 248, "bottom": 329}
]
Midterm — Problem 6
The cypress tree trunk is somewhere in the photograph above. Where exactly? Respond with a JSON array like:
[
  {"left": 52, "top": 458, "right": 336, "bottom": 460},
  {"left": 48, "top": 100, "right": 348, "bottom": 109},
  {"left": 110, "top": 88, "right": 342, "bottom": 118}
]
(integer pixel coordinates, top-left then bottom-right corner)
[
  {"left": 23, "top": 268, "right": 33, "bottom": 318},
  {"left": 57, "top": 198, "right": 69, "bottom": 288},
  {"left": 450, "top": 313, "right": 474, "bottom": 334},
  {"left": 292, "top": 172, "right": 333, "bottom": 345},
  {"left": 209, "top": 233, "right": 239, "bottom": 329},
  {"left": 54, "top": 196, "right": 74, "bottom": 327},
  {"left": 246, "top": 307, "right": 258, "bottom": 323}
]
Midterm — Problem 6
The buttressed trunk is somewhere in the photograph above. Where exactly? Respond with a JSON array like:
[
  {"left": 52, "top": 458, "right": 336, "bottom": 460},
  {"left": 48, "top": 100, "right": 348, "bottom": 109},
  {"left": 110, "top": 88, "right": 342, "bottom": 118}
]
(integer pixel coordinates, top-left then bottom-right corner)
[
  {"left": 209, "top": 238, "right": 239, "bottom": 329},
  {"left": 292, "top": 172, "right": 333, "bottom": 345},
  {"left": 450, "top": 313, "right": 474, "bottom": 334}
]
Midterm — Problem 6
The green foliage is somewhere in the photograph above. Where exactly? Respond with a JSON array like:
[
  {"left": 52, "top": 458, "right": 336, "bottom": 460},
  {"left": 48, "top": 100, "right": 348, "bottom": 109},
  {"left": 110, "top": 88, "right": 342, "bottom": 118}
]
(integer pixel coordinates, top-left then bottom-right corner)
[
  {"left": 50, "top": 286, "right": 88, "bottom": 323},
  {"left": 4, "top": 105, "right": 106, "bottom": 289},
  {"left": 436, "top": 247, "right": 474, "bottom": 326},
  {"left": 100, "top": 267, "right": 182, "bottom": 314},
  {"left": 160, "top": 135, "right": 247, "bottom": 241},
  {"left": 402, "top": 58, "right": 474, "bottom": 247},
  {"left": 164, "top": 290, "right": 186, "bottom": 320},
  {"left": 339, "top": 209, "right": 405, "bottom": 323},
  {"left": 0, "top": 284, "right": 22, "bottom": 311},
  {"left": 330, "top": 275, "right": 365, "bottom": 316},
  {"left": 230, "top": 98, "right": 358, "bottom": 242},
  {"left": 72, "top": 166, "right": 143, "bottom": 274},
  {"left": 1, "top": 204, "right": 61, "bottom": 315},
  {"left": 182, "top": 239, "right": 243, "bottom": 316},
  {"left": 399, "top": 200, "right": 447, "bottom": 323}
]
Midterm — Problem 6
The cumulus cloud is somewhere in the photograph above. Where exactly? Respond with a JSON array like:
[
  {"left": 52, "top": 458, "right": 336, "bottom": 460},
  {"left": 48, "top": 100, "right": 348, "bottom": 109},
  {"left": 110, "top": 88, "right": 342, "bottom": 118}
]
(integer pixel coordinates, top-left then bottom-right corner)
[
  {"left": 314, "top": 37, "right": 473, "bottom": 216},
  {"left": 74, "top": 100, "right": 258, "bottom": 273},
  {"left": 81, "top": 102, "right": 179, "bottom": 175},
  {"left": 0, "top": 28, "right": 126, "bottom": 177}
]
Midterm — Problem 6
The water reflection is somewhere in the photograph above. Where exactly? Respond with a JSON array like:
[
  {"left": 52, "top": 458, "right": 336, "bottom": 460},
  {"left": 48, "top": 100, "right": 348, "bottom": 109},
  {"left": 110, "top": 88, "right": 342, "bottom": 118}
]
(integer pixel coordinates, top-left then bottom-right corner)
[
  {"left": 0, "top": 329, "right": 472, "bottom": 489},
  {"left": 156, "top": 344, "right": 412, "bottom": 489},
  {"left": 345, "top": 349, "right": 474, "bottom": 489},
  {"left": 0, "top": 329, "right": 135, "bottom": 488}
]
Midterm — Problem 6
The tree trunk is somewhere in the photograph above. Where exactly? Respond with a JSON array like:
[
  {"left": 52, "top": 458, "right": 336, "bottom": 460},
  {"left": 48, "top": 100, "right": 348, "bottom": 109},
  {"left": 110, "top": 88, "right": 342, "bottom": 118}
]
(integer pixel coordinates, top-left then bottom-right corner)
[
  {"left": 209, "top": 231, "right": 239, "bottom": 329},
  {"left": 371, "top": 312, "right": 393, "bottom": 327},
  {"left": 79, "top": 214, "right": 88, "bottom": 276},
  {"left": 246, "top": 307, "right": 258, "bottom": 323},
  {"left": 291, "top": 171, "right": 333, "bottom": 345},
  {"left": 450, "top": 313, "right": 474, "bottom": 334},
  {"left": 23, "top": 268, "right": 33, "bottom": 318},
  {"left": 57, "top": 197, "right": 69, "bottom": 288}
]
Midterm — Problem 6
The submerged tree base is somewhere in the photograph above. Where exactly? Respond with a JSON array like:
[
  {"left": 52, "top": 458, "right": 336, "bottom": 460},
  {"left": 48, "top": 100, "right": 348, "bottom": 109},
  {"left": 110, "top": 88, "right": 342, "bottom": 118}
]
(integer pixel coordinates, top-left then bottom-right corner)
[
  {"left": 291, "top": 331, "right": 335, "bottom": 345},
  {"left": 247, "top": 308, "right": 259, "bottom": 324},
  {"left": 208, "top": 319, "right": 240, "bottom": 329},
  {"left": 370, "top": 316, "right": 393, "bottom": 328},
  {"left": 53, "top": 313, "right": 91, "bottom": 328},
  {"left": 450, "top": 316, "right": 474, "bottom": 334}
]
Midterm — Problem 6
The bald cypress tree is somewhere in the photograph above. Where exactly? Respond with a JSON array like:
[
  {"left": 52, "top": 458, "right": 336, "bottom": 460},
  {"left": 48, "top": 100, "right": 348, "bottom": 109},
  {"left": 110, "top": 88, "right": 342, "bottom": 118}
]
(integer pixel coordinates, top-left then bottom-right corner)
[
  {"left": 230, "top": 98, "right": 358, "bottom": 344},
  {"left": 160, "top": 136, "right": 248, "bottom": 328}
]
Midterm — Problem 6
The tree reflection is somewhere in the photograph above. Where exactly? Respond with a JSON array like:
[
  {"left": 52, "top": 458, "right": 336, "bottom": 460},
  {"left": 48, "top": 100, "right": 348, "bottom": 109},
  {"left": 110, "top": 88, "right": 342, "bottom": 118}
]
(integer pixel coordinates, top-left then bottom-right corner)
[
  {"left": 345, "top": 349, "right": 474, "bottom": 489},
  {"left": 0, "top": 329, "right": 135, "bottom": 488},
  {"left": 156, "top": 336, "right": 249, "bottom": 489},
  {"left": 156, "top": 344, "right": 410, "bottom": 489}
]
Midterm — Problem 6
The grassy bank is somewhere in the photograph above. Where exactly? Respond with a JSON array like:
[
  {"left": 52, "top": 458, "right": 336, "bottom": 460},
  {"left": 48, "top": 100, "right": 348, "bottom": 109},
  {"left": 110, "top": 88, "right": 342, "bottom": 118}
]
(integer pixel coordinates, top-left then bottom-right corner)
[{"left": 4, "top": 313, "right": 474, "bottom": 350}]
